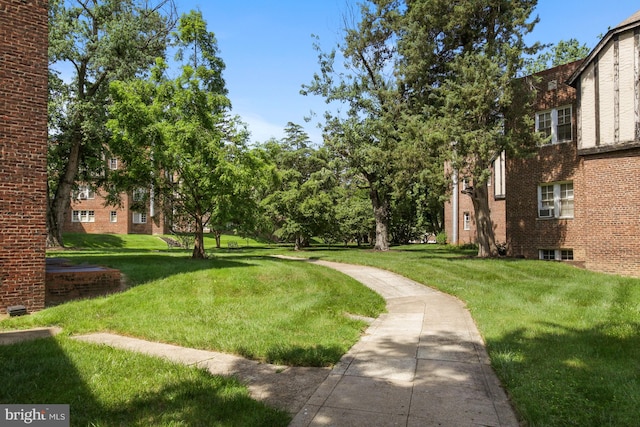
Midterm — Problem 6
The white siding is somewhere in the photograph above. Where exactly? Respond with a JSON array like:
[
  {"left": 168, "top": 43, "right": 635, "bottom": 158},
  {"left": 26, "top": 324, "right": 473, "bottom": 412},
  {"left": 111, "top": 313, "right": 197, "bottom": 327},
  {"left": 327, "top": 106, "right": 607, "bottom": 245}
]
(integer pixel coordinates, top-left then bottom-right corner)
[
  {"left": 619, "top": 32, "right": 636, "bottom": 143},
  {"left": 580, "top": 63, "right": 597, "bottom": 150},
  {"left": 599, "top": 41, "right": 616, "bottom": 147}
]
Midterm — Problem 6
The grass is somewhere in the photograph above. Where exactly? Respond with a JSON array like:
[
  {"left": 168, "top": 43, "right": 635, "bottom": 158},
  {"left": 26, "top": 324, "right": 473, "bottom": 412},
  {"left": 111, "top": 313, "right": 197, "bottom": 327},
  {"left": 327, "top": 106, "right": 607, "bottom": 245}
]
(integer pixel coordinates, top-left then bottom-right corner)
[
  {"left": 0, "top": 337, "right": 289, "bottom": 426},
  {"left": 285, "top": 244, "right": 640, "bottom": 427},
  {"left": 3, "top": 234, "right": 639, "bottom": 426}
]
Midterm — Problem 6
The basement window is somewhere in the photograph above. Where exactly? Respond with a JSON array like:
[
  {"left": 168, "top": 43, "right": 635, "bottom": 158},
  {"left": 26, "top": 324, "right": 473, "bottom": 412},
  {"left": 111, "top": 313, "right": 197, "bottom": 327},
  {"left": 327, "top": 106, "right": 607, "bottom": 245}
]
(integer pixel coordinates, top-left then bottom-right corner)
[{"left": 539, "top": 249, "right": 574, "bottom": 261}]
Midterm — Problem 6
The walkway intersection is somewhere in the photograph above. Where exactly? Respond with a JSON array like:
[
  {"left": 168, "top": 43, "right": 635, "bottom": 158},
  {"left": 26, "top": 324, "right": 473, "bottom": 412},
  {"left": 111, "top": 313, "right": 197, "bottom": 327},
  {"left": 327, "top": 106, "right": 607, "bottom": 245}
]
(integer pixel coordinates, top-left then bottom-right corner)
[{"left": 68, "top": 257, "right": 518, "bottom": 426}]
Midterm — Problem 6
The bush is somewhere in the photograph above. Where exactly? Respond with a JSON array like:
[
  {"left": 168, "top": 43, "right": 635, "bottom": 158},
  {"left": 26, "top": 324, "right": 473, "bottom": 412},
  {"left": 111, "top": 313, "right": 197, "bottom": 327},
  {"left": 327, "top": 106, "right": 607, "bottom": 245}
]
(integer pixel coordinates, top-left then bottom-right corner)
[{"left": 435, "top": 232, "right": 447, "bottom": 245}]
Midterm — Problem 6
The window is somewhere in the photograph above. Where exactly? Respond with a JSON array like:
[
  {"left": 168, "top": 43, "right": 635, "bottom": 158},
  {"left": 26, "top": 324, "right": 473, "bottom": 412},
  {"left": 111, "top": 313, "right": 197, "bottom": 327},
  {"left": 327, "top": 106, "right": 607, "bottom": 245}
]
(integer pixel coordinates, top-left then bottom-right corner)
[
  {"left": 109, "top": 158, "right": 118, "bottom": 170},
  {"left": 540, "top": 249, "right": 574, "bottom": 261},
  {"left": 538, "top": 182, "right": 573, "bottom": 219},
  {"left": 539, "top": 249, "right": 555, "bottom": 260},
  {"left": 536, "top": 111, "right": 552, "bottom": 139},
  {"left": 536, "top": 106, "right": 572, "bottom": 144},
  {"left": 463, "top": 212, "right": 471, "bottom": 230},
  {"left": 133, "top": 212, "right": 147, "bottom": 224},
  {"left": 72, "top": 210, "right": 95, "bottom": 223},
  {"left": 74, "top": 185, "right": 95, "bottom": 200},
  {"left": 556, "top": 107, "right": 572, "bottom": 142},
  {"left": 133, "top": 188, "right": 146, "bottom": 202},
  {"left": 559, "top": 183, "right": 574, "bottom": 218},
  {"left": 561, "top": 250, "right": 574, "bottom": 260},
  {"left": 493, "top": 151, "right": 506, "bottom": 198},
  {"left": 110, "top": 211, "right": 117, "bottom": 223}
]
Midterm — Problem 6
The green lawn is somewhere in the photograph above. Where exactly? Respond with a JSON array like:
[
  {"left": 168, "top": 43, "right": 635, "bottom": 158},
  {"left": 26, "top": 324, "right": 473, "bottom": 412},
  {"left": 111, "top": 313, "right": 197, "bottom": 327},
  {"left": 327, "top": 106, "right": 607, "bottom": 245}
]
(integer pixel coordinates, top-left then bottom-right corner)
[
  {"left": 285, "top": 245, "right": 640, "bottom": 427},
  {"left": 2, "top": 234, "right": 639, "bottom": 426}
]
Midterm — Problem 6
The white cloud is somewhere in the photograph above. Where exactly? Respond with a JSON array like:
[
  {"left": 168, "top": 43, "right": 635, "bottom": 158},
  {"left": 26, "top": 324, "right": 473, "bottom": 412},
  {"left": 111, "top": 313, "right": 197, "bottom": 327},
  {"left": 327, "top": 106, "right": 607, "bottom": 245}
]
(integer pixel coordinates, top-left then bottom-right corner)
[{"left": 239, "top": 112, "right": 286, "bottom": 144}]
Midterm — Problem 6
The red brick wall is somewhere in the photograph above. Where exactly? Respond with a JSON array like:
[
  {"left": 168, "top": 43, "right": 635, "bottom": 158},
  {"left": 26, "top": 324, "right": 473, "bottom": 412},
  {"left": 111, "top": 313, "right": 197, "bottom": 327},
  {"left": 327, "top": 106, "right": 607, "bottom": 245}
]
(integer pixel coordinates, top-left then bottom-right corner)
[
  {"left": 506, "top": 62, "right": 583, "bottom": 262},
  {"left": 444, "top": 174, "right": 507, "bottom": 245},
  {"left": 46, "top": 268, "right": 122, "bottom": 306},
  {"left": 63, "top": 191, "right": 169, "bottom": 235},
  {"left": 0, "top": 0, "right": 48, "bottom": 312},
  {"left": 581, "top": 149, "right": 640, "bottom": 276},
  {"left": 506, "top": 143, "right": 585, "bottom": 261}
]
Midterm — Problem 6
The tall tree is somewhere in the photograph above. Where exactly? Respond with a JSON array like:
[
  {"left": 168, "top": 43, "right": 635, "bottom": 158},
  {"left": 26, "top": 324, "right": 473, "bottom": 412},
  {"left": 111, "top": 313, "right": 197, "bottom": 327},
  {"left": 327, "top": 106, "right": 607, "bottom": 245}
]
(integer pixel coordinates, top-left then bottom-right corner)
[
  {"left": 107, "top": 10, "right": 253, "bottom": 259},
  {"left": 260, "top": 123, "right": 337, "bottom": 250},
  {"left": 397, "top": 0, "right": 542, "bottom": 257},
  {"left": 303, "top": 2, "right": 404, "bottom": 251},
  {"left": 47, "top": 0, "right": 176, "bottom": 247},
  {"left": 524, "top": 38, "right": 590, "bottom": 75}
]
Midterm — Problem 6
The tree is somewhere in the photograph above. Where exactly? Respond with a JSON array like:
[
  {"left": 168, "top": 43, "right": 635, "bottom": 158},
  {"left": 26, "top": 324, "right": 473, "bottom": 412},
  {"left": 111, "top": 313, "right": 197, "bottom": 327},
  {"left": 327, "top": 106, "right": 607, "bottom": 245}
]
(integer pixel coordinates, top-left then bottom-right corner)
[
  {"left": 47, "top": 0, "right": 176, "bottom": 247},
  {"left": 524, "top": 38, "right": 590, "bottom": 75},
  {"left": 397, "top": 0, "right": 542, "bottom": 257},
  {"left": 107, "top": 10, "right": 254, "bottom": 259},
  {"left": 303, "top": 2, "right": 404, "bottom": 251},
  {"left": 260, "top": 123, "right": 337, "bottom": 250}
]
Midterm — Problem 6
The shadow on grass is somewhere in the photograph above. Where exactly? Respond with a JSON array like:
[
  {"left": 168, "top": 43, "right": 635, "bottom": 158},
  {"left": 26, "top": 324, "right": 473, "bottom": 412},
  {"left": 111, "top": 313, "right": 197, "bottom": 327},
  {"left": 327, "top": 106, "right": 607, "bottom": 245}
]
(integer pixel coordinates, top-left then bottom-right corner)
[
  {"left": 0, "top": 337, "right": 289, "bottom": 426},
  {"left": 47, "top": 253, "right": 259, "bottom": 288},
  {"left": 488, "top": 320, "right": 640, "bottom": 426}
]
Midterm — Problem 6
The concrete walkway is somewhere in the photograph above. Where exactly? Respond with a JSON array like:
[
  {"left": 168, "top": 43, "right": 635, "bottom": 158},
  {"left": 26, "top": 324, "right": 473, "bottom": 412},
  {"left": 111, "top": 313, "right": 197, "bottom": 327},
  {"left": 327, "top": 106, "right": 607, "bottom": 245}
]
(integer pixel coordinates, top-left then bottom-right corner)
[
  {"left": 70, "top": 258, "right": 518, "bottom": 426},
  {"left": 288, "top": 259, "right": 518, "bottom": 426}
]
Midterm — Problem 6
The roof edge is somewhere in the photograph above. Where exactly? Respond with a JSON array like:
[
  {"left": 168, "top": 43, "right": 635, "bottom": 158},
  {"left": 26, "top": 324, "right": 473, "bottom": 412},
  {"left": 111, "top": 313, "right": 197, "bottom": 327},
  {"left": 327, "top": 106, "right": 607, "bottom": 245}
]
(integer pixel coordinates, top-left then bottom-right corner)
[{"left": 567, "top": 9, "right": 640, "bottom": 87}]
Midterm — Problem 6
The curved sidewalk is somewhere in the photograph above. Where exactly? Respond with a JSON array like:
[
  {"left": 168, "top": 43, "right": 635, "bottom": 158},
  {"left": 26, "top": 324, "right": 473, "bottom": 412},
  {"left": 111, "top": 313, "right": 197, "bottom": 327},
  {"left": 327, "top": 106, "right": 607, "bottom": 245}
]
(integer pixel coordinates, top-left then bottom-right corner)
[
  {"left": 290, "top": 259, "right": 518, "bottom": 426},
  {"left": 69, "top": 258, "right": 519, "bottom": 426}
]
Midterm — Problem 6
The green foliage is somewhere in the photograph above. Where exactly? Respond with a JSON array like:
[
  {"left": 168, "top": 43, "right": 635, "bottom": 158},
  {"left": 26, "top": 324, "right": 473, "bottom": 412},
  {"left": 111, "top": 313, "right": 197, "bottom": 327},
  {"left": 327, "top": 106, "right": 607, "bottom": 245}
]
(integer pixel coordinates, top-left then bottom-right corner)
[
  {"left": 435, "top": 231, "right": 447, "bottom": 245},
  {"left": 46, "top": 0, "right": 175, "bottom": 247},
  {"left": 396, "top": 0, "right": 541, "bottom": 257},
  {"left": 107, "top": 11, "right": 262, "bottom": 258},
  {"left": 259, "top": 123, "right": 340, "bottom": 249},
  {"left": 524, "top": 38, "right": 591, "bottom": 75},
  {"left": 303, "top": 2, "right": 407, "bottom": 251}
]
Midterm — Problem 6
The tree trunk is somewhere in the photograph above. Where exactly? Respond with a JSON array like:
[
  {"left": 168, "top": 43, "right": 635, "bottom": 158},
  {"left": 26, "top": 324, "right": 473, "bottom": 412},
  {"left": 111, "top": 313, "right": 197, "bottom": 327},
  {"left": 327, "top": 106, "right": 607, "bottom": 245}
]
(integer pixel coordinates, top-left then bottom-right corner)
[
  {"left": 370, "top": 187, "right": 390, "bottom": 251},
  {"left": 213, "top": 229, "right": 221, "bottom": 248},
  {"left": 192, "top": 215, "right": 207, "bottom": 259},
  {"left": 47, "top": 132, "right": 83, "bottom": 248},
  {"left": 470, "top": 183, "right": 497, "bottom": 258},
  {"left": 294, "top": 233, "right": 302, "bottom": 251}
]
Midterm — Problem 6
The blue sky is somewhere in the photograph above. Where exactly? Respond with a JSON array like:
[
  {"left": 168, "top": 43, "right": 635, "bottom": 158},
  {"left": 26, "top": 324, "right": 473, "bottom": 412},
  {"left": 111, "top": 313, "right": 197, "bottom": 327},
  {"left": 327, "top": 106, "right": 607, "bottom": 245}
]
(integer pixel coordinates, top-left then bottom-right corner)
[{"left": 175, "top": 1, "right": 639, "bottom": 145}]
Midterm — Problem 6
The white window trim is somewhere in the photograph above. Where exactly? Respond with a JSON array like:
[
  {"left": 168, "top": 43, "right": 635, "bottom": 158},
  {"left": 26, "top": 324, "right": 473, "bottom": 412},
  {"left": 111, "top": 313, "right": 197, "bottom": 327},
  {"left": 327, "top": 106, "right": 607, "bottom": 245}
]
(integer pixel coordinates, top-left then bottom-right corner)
[
  {"left": 538, "top": 182, "right": 574, "bottom": 219},
  {"left": 463, "top": 212, "right": 471, "bottom": 231},
  {"left": 72, "top": 210, "right": 95, "bottom": 223},
  {"left": 109, "top": 158, "right": 118, "bottom": 170},
  {"left": 539, "top": 249, "right": 574, "bottom": 261},
  {"left": 493, "top": 151, "right": 506, "bottom": 198},
  {"left": 75, "top": 185, "right": 95, "bottom": 200},
  {"left": 133, "top": 188, "right": 146, "bottom": 202},
  {"left": 132, "top": 212, "right": 147, "bottom": 224},
  {"left": 110, "top": 211, "right": 118, "bottom": 223},
  {"left": 536, "top": 105, "right": 572, "bottom": 144}
]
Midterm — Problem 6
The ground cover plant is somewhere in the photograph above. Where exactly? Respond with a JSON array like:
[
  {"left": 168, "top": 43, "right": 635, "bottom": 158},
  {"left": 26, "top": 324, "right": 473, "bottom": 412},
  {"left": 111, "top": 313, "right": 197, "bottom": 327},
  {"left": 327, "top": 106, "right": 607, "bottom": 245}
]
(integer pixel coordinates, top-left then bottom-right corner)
[{"left": 286, "top": 245, "right": 640, "bottom": 427}]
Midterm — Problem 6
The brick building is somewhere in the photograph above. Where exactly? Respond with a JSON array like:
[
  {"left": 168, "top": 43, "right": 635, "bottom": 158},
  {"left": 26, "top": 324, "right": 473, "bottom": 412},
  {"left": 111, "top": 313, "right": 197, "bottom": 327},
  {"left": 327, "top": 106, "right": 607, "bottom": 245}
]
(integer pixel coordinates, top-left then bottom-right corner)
[
  {"left": 506, "top": 61, "right": 584, "bottom": 264},
  {"left": 63, "top": 179, "right": 169, "bottom": 235},
  {"left": 0, "top": 0, "right": 49, "bottom": 311},
  {"left": 449, "top": 9, "right": 640, "bottom": 277},
  {"left": 444, "top": 154, "right": 507, "bottom": 246}
]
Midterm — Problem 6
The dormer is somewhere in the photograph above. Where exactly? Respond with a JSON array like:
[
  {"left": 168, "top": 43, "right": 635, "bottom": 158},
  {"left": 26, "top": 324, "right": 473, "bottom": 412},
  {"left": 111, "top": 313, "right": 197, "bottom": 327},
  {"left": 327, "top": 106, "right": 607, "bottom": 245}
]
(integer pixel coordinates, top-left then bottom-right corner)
[{"left": 568, "top": 10, "right": 640, "bottom": 155}]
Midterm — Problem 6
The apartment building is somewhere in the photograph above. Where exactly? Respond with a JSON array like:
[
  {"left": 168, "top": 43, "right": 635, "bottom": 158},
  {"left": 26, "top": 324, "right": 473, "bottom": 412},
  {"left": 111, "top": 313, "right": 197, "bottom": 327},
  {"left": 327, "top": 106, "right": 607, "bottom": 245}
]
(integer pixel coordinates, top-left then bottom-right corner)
[
  {"left": 447, "top": 9, "right": 640, "bottom": 277},
  {"left": 63, "top": 160, "right": 169, "bottom": 235}
]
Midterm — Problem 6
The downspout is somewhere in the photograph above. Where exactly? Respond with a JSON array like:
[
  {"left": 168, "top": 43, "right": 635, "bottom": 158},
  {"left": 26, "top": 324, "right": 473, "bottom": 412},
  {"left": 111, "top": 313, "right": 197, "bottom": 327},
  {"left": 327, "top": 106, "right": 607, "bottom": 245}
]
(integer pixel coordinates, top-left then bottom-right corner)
[{"left": 452, "top": 169, "right": 459, "bottom": 245}]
